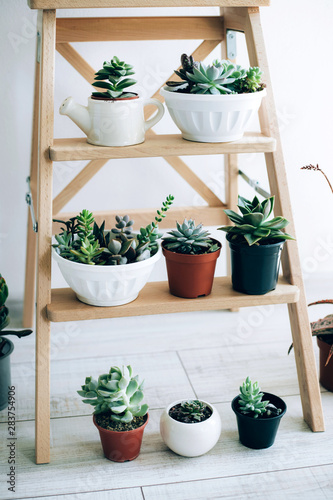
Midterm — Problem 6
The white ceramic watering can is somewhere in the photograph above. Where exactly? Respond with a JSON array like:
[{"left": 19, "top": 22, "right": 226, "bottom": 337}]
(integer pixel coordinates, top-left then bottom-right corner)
[{"left": 59, "top": 95, "right": 164, "bottom": 147}]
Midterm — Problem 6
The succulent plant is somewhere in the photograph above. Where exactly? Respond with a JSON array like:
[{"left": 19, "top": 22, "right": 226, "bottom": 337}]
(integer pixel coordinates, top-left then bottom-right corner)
[
  {"left": 0, "top": 275, "right": 9, "bottom": 331},
  {"left": 91, "top": 56, "right": 137, "bottom": 99},
  {"left": 77, "top": 365, "right": 148, "bottom": 423},
  {"left": 162, "top": 219, "right": 220, "bottom": 255},
  {"left": 53, "top": 195, "right": 174, "bottom": 266},
  {"left": 238, "top": 376, "right": 269, "bottom": 418},
  {"left": 166, "top": 54, "right": 264, "bottom": 95},
  {"left": 219, "top": 195, "right": 295, "bottom": 246},
  {"left": 178, "top": 400, "right": 208, "bottom": 422}
]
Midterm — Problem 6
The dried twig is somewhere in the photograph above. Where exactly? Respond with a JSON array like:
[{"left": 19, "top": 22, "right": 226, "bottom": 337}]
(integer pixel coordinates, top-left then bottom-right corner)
[{"left": 301, "top": 164, "right": 333, "bottom": 195}]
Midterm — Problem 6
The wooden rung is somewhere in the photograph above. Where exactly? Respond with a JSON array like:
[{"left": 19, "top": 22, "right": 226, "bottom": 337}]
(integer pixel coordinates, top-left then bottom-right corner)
[
  {"left": 52, "top": 206, "right": 228, "bottom": 234},
  {"left": 56, "top": 17, "right": 224, "bottom": 43},
  {"left": 50, "top": 134, "right": 276, "bottom": 162},
  {"left": 47, "top": 277, "right": 299, "bottom": 323},
  {"left": 29, "top": 1, "right": 271, "bottom": 10}
]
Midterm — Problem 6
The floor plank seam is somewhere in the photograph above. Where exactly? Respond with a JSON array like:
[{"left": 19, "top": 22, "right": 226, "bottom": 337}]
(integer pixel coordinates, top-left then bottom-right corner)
[{"left": 176, "top": 350, "right": 198, "bottom": 399}]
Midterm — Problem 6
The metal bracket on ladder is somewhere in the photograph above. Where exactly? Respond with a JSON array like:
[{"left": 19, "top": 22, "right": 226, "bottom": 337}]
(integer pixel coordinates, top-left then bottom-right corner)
[
  {"left": 238, "top": 169, "right": 271, "bottom": 198},
  {"left": 226, "top": 30, "right": 237, "bottom": 60},
  {"left": 26, "top": 176, "right": 38, "bottom": 232}
]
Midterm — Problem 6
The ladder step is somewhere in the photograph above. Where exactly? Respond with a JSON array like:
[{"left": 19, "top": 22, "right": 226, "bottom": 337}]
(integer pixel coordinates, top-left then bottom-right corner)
[
  {"left": 47, "top": 277, "right": 299, "bottom": 322},
  {"left": 50, "top": 133, "right": 277, "bottom": 162}
]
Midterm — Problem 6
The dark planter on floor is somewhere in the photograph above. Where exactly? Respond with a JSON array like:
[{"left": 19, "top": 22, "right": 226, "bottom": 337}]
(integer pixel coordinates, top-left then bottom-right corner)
[
  {"left": 162, "top": 239, "right": 221, "bottom": 298},
  {"left": 231, "top": 392, "right": 287, "bottom": 449},
  {"left": 226, "top": 234, "right": 283, "bottom": 295},
  {"left": 317, "top": 337, "right": 333, "bottom": 392},
  {"left": 0, "top": 339, "right": 14, "bottom": 411},
  {"left": 93, "top": 413, "right": 149, "bottom": 462}
]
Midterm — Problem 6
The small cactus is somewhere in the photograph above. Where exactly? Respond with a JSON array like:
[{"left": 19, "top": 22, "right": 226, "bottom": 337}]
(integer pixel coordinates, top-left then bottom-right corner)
[
  {"left": 78, "top": 365, "right": 148, "bottom": 423},
  {"left": 162, "top": 219, "right": 220, "bottom": 255}
]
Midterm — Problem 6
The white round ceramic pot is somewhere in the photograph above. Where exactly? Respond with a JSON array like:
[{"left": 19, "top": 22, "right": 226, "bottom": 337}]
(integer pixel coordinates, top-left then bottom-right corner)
[
  {"left": 52, "top": 244, "right": 161, "bottom": 307},
  {"left": 160, "top": 399, "right": 222, "bottom": 457},
  {"left": 160, "top": 86, "right": 266, "bottom": 143},
  {"left": 60, "top": 95, "right": 164, "bottom": 147}
]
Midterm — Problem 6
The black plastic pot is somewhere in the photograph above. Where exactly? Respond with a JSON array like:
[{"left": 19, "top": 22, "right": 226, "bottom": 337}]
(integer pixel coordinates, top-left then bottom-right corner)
[
  {"left": 0, "top": 339, "right": 14, "bottom": 411},
  {"left": 231, "top": 392, "right": 287, "bottom": 449},
  {"left": 226, "top": 235, "right": 284, "bottom": 295}
]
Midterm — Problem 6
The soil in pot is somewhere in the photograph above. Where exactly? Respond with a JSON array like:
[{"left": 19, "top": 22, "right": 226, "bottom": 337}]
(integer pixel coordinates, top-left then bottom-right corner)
[
  {"left": 93, "top": 412, "right": 148, "bottom": 462},
  {"left": 90, "top": 94, "right": 139, "bottom": 102},
  {"left": 162, "top": 239, "right": 221, "bottom": 299},
  {"left": 317, "top": 337, "right": 333, "bottom": 392},
  {"left": 0, "top": 338, "right": 14, "bottom": 411},
  {"left": 227, "top": 235, "right": 283, "bottom": 295},
  {"left": 231, "top": 392, "right": 287, "bottom": 449},
  {"left": 169, "top": 402, "right": 212, "bottom": 423}
]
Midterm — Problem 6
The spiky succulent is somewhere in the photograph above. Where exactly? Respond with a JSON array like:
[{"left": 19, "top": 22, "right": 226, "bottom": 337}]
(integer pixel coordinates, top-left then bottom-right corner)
[
  {"left": 166, "top": 54, "right": 264, "bottom": 95},
  {"left": 92, "top": 56, "right": 137, "bottom": 99},
  {"left": 162, "top": 219, "right": 220, "bottom": 255},
  {"left": 219, "top": 195, "right": 295, "bottom": 246},
  {"left": 238, "top": 377, "right": 269, "bottom": 418},
  {"left": 0, "top": 275, "right": 9, "bottom": 331},
  {"left": 53, "top": 195, "right": 174, "bottom": 266},
  {"left": 78, "top": 365, "right": 148, "bottom": 423}
]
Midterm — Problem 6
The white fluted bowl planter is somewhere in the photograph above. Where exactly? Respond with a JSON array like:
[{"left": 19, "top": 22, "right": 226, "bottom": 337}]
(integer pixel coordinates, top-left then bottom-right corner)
[
  {"left": 52, "top": 244, "right": 161, "bottom": 307},
  {"left": 160, "top": 86, "right": 266, "bottom": 143},
  {"left": 160, "top": 400, "right": 222, "bottom": 457}
]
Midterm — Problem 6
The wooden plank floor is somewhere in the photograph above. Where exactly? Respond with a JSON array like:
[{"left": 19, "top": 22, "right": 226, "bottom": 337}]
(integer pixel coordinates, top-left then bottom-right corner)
[{"left": 0, "top": 275, "right": 332, "bottom": 500}]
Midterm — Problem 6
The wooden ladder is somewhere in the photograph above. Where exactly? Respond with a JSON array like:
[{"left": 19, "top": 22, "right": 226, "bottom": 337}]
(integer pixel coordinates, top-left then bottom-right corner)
[{"left": 25, "top": 0, "right": 324, "bottom": 464}]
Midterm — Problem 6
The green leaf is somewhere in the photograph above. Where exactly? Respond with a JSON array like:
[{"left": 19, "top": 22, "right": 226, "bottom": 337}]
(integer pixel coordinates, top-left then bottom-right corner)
[
  {"left": 126, "top": 379, "right": 138, "bottom": 397},
  {"left": 223, "top": 209, "right": 244, "bottom": 225},
  {"left": 244, "top": 233, "right": 261, "bottom": 246},
  {"left": 118, "top": 376, "right": 128, "bottom": 390},
  {"left": 243, "top": 212, "right": 264, "bottom": 227},
  {"left": 110, "top": 404, "right": 127, "bottom": 414},
  {"left": 132, "top": 403, "right": 148, "bottom": 417},
  {"left": 263, "top": 217, "right": 289, "bottom": 230},
  {"left": 92, "top": 81, "right": 113, "bottom": 90},
  {"left": 130, "top": 390, "right": 144, "bottom": 405}
]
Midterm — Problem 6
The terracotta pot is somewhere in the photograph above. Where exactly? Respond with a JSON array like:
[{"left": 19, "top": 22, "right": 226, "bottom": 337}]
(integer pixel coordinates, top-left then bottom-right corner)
[
  {"left": 93, "top": 414, "right": 149, "bottom": 462},
  {"left": 162, "top": 239, "right": 221, "bottom": 298},
  {"left": 317, "top": 337, "right": 333, "bottom": 392}
]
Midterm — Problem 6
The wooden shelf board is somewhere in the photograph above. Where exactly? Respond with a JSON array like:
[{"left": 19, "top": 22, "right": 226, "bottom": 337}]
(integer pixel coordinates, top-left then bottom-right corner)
[
  {"left": 29, "top": 1, "right": 271, "bottom": 10},
  {"left": 47, "top": 277, "right": 299, "bottom": 322},
  {"left": 50, "top": 133, "right": 276, "bottom": 162}
]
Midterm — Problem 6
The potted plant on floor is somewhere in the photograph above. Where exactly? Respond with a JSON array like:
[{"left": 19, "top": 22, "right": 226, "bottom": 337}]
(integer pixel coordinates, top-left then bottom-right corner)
[
  {"left": 0, "top": 275, "right": 32, "bottom": 410},
  {"left": 218, "top": 195, "right": 294, "bottom": 295},
  {"left": 160, "top": 54, "right": 266, "bottom": 143},
  {"left": 78, "top": 365, "right": 149, "bottom": 462},
  {"left": 161, "top": 219, "right": 221, "bottom": 298},
  {"left": 290, "top": 164, "right": 333, "bottom": 390},
  {"left": 60, "top": 56, "right": 164, "bottom": 146},
  {"left": 160, "top": 399, "right": 221, "bottom": 457},
  {"left": 53, "top": 195, "right": 174, "bottom": 306},
  {"left": 231, "top": 376, "right": 286, "bottom": 449}
]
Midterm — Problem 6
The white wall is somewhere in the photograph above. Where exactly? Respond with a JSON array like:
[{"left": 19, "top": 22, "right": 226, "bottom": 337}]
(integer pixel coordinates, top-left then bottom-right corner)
[{"left": 1, "top": 0, "right": 332, "bottom": 303}]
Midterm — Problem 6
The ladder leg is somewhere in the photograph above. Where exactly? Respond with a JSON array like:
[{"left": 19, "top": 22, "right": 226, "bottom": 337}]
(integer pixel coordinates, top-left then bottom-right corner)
[
  {"left": 35, "top": 9, "right": 56, "bottom": 464},
  {"left": 243, "top": 7, "right": 324, "bottom": 431},
  {"left": 23, "top": 40, "right": 40, "bottom": 328},
  {"left": 224, "top": 154, "right": 239, "bottom": 312}
]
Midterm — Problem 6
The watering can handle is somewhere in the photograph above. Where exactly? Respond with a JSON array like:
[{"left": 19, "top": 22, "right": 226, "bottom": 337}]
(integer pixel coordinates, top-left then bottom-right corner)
[{"left": 0, "top": 329, "right": 33, "bottom": 338}]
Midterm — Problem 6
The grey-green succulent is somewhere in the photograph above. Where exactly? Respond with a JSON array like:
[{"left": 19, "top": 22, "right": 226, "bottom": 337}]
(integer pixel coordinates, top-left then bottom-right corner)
[
  {"left": 77, "top": 365, "right": 148, "bottom": 423},
  {"left": 219, "top": 195, "right": 295, "bottom": 246},
  {"left": 238, "top": 377, "right": 269, "bottom": 418},
  {"left": 92, "top": 56, "right": 137, "bottom": 99},
  {"left": 166, "top": 54, "right": 264, "bottom": 95},
  {"left": 53, "top": 195, "right": 174, "bottom": 266},
  {"left": 162, "top": 219, "right": 220, "bottom": 255}
]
